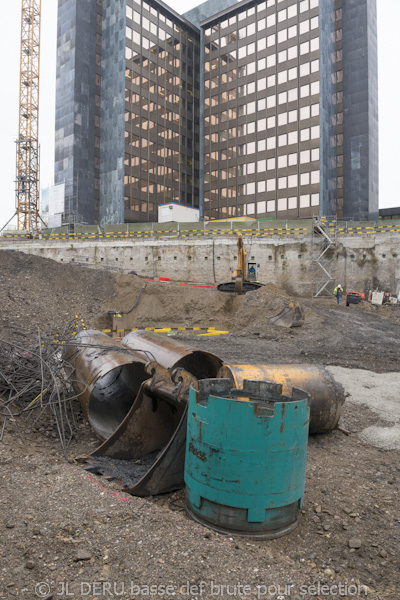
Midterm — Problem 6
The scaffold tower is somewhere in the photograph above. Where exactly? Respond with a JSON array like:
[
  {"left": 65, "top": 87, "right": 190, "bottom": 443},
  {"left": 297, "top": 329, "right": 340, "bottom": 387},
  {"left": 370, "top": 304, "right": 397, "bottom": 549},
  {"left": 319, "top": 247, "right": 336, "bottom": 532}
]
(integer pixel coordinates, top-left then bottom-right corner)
[
  {"left": 311, "top": 216, "right": 338, "bottom": 298},
  {"left": 15, "top": 0, "right": 41, "bottom": 232}
]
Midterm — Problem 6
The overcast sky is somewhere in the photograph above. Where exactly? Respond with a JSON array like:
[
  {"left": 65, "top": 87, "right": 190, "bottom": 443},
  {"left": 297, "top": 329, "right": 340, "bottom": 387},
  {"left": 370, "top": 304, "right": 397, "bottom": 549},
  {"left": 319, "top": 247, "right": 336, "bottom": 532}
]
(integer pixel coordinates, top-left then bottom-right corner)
[{"left": 0, "top": 1, "right": 399, "bottom": 227}]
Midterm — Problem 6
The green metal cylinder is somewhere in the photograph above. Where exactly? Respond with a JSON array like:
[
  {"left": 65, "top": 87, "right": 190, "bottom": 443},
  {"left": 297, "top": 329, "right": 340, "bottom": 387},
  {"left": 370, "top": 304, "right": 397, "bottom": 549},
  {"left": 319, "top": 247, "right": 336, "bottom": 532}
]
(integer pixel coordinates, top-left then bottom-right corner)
[{"left": 185, "top": 379, "right": 310, "bottom": 539}]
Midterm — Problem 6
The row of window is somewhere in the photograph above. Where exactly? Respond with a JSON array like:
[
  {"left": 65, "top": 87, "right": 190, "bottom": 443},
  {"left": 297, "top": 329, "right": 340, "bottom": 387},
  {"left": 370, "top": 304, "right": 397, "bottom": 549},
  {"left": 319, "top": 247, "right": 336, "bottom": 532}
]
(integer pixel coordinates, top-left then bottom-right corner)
[
  {"left": 242, "top": 194, "right": 320, "bottom": 215},
  {"left": 205, "top": 82, "right": 320, "bottom": 115},
  {"left": 205, "top": 123, "right": 320, "bottom": 146},
  {"left": 205, "top": 147, "right": 319, "bottom": 168},
  {"left": 204, "top": 136, "right": 321, "bottom": 162},
  {"left": 125, "top": 135, "right": 200, "bottom": 158},
  {"left": 206, "top": 106, "right": 319, "bottom": 133},
  {"left": 204, "top": 0, "right": 319, "bottom": 36},
  {"left": 125, "top": 155, "right": 195, "bottom": 171},
  {"left": 124, "top": 200, "right": 158, "bottom": 214},
  {"left": 207, "top": 54, "right": 317, "bottom": 82},
  {"left": 127, "top": 75, "right": 196, "bottom": 103},
  {"left": 125, "top": 117, "right": 188, "bottom": 134},
  {"left": 204, "top": 187, "right": 319, "bottom": 209},
  {"left": 126, "top": 50, "right": 196, "bottom": 77},
  {"left": 206, "top": 16, "right": 319, "bottom": 58},
  {"left": 124, "top": 176, "right": 195, "bottom": 189},
  {"left": 125, "top": 191, "right": 198, "bottom": 211},
  {"left": 205, "top": 62, "right": 319, "bottom": 95},
  {"left": 205, "top": 169, "right": 319, "bottom": 188}
]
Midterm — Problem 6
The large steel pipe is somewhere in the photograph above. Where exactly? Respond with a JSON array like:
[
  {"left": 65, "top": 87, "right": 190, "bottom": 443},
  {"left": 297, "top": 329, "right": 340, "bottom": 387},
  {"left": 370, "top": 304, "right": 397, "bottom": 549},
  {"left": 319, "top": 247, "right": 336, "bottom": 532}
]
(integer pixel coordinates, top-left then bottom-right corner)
[
  {"left": 83, "top": 332, "right": 223, "bottom": 495},
  {"left": 64, "top": 330, "right": 149, "bottom": 440},
  {"left": 217, "top": 364, "right": 345, "bottom": 434},
  {"left": 68, "top": 331, "right": 223, "bottom": 496},
  {"left": 122, "top": 330, "right": 223, "bottom": 380}
]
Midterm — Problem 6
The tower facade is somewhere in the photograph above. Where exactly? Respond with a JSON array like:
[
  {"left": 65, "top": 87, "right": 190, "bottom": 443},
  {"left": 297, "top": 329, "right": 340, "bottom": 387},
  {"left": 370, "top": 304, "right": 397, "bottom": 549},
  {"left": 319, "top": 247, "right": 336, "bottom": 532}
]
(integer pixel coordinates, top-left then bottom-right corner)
[
  {"left": 54, "top": 0, "right": 378, "bottom": 224},
  {"left": 54, "top": 0, "right": 101, "bottom": 224}
]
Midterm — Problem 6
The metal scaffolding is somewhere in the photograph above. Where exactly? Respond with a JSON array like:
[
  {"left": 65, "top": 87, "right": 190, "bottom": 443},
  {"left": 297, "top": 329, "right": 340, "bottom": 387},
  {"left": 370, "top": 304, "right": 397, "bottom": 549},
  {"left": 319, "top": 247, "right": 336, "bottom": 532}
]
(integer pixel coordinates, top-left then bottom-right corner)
[
  {"left": 15, "top": 0, "right": 41, "bottom": 233},
  {"left": 311, "top": 216, "right": 338, "bottom": 298}
]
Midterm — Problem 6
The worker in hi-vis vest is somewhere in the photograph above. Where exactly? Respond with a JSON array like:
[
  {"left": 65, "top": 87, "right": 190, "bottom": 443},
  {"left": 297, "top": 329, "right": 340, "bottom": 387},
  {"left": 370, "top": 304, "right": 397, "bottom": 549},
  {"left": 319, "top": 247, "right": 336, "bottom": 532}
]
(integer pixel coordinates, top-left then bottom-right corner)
[{"left": 333, "top": 284, "right": 344, "bottom": 305}]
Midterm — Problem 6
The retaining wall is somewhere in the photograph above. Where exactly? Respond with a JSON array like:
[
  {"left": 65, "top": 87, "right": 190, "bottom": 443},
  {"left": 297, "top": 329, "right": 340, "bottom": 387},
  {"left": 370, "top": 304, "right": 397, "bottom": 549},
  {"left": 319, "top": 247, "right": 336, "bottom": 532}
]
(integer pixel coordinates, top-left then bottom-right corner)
[{"left": 2, "top": 233, "right": 400, "bottom": 296}]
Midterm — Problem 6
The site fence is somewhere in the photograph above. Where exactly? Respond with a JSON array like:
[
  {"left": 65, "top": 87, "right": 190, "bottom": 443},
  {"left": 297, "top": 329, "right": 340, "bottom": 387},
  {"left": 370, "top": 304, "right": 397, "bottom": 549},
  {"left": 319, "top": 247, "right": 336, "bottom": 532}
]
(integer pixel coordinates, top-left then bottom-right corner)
[{"left": 1, "top": 219, "right": 400, "bottom": 242}]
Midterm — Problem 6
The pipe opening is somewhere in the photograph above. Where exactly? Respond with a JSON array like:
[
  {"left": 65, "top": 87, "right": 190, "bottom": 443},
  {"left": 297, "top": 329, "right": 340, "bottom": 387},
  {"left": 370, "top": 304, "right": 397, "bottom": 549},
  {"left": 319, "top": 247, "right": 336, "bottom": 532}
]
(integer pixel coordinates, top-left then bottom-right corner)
[{"left": 88, "top": 362, "right": 148, "bottom": 440}]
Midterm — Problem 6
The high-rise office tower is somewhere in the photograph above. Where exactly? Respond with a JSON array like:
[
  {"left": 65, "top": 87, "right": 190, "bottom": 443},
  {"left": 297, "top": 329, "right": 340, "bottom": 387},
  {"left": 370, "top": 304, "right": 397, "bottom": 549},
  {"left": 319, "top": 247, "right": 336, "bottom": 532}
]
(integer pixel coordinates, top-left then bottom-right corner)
[{"left": 54, "top": 0, "right": 378, "bottom": 225}]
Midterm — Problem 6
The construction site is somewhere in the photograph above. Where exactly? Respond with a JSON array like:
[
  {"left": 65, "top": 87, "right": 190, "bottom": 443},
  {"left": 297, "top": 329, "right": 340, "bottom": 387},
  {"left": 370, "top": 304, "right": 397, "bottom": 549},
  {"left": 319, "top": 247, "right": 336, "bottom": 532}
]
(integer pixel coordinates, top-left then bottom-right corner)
[
  {"left": 1, "top": 222, "right": 400, "bottom": 600},
  {"left": 1, "top": 0, "right": 399, "bottom": 599}
]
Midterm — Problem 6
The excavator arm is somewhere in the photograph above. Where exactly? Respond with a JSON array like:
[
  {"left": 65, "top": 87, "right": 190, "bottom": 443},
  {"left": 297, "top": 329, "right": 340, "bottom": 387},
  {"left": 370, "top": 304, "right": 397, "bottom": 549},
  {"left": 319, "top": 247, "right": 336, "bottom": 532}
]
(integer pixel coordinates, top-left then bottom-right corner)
[{"left": 218, "top": 234, "right": 262, "bottom": 294}]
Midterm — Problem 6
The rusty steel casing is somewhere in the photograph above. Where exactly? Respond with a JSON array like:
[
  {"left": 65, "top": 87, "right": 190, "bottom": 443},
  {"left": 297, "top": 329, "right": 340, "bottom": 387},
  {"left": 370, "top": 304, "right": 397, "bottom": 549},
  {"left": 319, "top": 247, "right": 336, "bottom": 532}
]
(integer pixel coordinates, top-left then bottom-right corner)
[
  {"left": 73, "top": 332, "right": 222, "bottom": 496},
  {"left": 122, "top": 330, "right": 223, "bottom": 380},
  {"left": 64, "top": 328, "right": 221, "bottom": 449},
  {"left": 217, "top": 364, "right": 345, "bottom": 434},
  {"left": 64, "top": 330, "right": 149, "bottom": 440}
]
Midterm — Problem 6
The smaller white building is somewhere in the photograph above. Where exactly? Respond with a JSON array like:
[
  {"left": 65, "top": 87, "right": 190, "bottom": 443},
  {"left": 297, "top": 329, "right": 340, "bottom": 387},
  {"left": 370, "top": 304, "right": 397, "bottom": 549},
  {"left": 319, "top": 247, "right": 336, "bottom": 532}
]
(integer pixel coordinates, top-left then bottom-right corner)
[{"left": 158, "top": 203, "right": 200, "bottom": 223}]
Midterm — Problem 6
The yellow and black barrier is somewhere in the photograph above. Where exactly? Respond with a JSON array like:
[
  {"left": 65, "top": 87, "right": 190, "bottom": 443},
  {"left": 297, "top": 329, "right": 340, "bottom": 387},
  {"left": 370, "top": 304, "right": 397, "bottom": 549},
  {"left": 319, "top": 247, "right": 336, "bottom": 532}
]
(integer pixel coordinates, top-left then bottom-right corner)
[{"left": 2, "top": 223, "right": 400, "bottom": 243}]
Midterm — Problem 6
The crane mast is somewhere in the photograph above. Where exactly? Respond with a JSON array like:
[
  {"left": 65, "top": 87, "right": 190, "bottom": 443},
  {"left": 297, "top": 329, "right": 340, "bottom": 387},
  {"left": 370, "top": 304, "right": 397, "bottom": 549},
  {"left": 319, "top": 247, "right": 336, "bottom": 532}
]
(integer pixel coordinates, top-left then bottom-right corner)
[{"left": 15, "top": 0, "right": 41, "bottom": 233}]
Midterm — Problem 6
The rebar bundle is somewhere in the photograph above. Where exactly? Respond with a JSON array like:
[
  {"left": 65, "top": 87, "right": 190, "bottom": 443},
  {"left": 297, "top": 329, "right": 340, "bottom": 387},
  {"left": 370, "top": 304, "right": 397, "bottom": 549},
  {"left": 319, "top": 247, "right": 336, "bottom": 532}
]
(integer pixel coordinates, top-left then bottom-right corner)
[{"left": 0, "top": 320, "right": 87, "bottom": 457}]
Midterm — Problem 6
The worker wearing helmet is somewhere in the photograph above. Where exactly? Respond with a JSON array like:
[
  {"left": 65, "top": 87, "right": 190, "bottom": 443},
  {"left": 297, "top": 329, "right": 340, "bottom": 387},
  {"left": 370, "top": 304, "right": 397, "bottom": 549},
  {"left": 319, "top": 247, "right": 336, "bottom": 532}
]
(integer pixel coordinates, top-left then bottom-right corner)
[{"left": 333, "top": 283, "right": 344, "bottom": 305}]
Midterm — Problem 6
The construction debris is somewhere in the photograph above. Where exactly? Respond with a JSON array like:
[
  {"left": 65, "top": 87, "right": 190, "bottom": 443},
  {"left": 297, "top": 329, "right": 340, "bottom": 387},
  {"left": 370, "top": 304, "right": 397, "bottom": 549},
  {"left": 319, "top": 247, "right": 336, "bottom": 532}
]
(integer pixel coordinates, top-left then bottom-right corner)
[
  {"left": 62, "top": 330, "right": 346, "bottom": 496},
  {"left": 0, "top": 322, "right": 84, "bottom": 457},
  {"left": 64, "top": 330, "right": 222, "bottom": 495},
  {"left": 1, "top": 252, "right": 400, "bottom": 596}
]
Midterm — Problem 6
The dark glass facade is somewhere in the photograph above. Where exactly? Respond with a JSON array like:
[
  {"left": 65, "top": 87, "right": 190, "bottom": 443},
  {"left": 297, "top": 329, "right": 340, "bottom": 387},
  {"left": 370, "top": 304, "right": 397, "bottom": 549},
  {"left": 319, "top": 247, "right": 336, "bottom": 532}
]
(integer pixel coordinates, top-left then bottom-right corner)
[
  {"left": 55, "top": 0, "right": 100, "bottom": 224},
  {"left": 342, "top": 0, "right": 379, "bottom": 221},
  {"left": 54, "top": 0, "right": 378, "bottom": 224},
  {"left": 99, "top": 0, "right": 126, "bottom": 225}
]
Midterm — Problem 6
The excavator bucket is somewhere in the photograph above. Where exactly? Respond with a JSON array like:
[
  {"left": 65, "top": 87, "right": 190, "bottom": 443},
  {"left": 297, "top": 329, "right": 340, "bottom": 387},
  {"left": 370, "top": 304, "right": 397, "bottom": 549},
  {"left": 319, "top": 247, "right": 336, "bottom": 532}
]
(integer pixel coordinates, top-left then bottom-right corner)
[
  {"left": 217, "top": 364, "right": 345, "bottom": 434},
  {"left": 64, "top": 330, "right": 222, "bottom": 441},
  {"left": 269, "top": 299, "right": 305, "bottom": 328},
  {"left": 65, "top": 330, "right": 222, "bottom": 496},
  {"left": 217, "top": 280, "right": 263, "bottom": 294},
  {"left": 83, "top": 363, "right": 195, "bottom": 496}
]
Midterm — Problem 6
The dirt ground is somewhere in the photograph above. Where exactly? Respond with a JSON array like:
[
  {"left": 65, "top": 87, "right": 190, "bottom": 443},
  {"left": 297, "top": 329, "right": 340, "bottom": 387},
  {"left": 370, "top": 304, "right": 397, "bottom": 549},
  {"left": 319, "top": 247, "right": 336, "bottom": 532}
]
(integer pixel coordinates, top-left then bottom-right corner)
[{"left": 1, "top": 251, "right": 400, "bottom": 600}]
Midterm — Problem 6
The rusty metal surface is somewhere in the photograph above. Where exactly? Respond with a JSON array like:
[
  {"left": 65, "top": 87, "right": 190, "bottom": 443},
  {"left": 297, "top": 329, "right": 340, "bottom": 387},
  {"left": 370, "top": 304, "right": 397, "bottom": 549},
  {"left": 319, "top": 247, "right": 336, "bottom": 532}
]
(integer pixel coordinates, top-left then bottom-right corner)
[
  {"left": 65, "top": 331, "right": 343, "bottom": 498},
  {"left": 269, "top": 300, "right": 305, "bottom": 328},
  {"left": 218, "top": 364, "right": 345, "bottom": 434},
  {"left": 122, "top": 330, "right": 223, "bottom": 380},
  {"left": 63, "top": 330, "right": 149, "bottom": 440},
  {"left": 85, "top": 362, "right": 198, "bottom": 496},
  {"left": 65, "top": 330, "right": 223, "bottom": 494}
]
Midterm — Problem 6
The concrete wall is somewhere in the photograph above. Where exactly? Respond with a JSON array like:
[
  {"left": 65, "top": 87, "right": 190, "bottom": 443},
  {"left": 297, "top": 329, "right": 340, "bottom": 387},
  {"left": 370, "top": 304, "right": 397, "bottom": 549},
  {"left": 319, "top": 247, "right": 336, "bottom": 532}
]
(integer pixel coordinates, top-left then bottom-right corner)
[{"left": 3, "top": 234, "right": 400, "bottom": 296}]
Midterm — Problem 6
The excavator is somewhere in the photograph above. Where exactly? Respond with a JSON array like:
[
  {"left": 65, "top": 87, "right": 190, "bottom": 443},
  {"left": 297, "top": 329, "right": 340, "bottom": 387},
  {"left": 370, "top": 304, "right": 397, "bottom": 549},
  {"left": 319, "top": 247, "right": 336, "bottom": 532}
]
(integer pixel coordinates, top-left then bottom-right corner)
[
  {"left": 217, "top": 234, "right": 262, "bottom": 294},
  {"left": 217, "top": 234, "right": 304, "bottom": 327}
]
